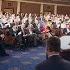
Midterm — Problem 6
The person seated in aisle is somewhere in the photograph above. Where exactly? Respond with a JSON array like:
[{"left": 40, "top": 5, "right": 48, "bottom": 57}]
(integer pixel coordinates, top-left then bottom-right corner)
[
  {"left": 3, "top": 30, "right": 16, "bottom": 49},
  {"left": 0, "top": 30, "right": 9, "bottom": 56},
  {"left": 36, "top": 36, "right": 70, "bottom": 70}
]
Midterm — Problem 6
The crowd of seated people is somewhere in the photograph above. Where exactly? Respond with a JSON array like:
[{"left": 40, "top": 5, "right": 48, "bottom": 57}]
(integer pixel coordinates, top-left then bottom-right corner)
[{"left": 0, "top": 11, "right": 70, "bottom": 56}]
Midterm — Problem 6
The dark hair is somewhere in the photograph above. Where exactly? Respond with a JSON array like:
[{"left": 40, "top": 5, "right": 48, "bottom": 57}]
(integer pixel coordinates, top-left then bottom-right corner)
[{"left": 47, "top": 36, "right": 60, "bottom": 52}]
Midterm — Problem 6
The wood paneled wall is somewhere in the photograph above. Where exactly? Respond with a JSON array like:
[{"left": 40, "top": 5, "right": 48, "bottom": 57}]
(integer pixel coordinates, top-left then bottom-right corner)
[
  {"left": 2, "top": 1, "right": 17, "bottom": 14},
  {"left": 1, "top": 0, "right": 70, "bottom": 15},
  {"left": 20, "top": 2, "right": 40, "bottom": 14},
  {"left": 43, "top": 4, "right": 54, "bottom": 14},
  {"left": 57, "top": 6, "right": 70, "bottom": 15}
]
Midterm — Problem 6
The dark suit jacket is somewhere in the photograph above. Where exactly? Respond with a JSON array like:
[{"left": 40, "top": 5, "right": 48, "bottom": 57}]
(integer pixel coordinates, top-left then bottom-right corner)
[
  {"left": 60, "top": 49, "right": 70, "bottom": 61},
  {"left": 36, "top": 55, "right": 70, "bottom": 70}
]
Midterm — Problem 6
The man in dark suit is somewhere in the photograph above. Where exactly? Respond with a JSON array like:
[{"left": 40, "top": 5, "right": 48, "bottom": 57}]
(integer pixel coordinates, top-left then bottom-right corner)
[{"left": 36, "top": 36, "right": 70, "bottom": 70}]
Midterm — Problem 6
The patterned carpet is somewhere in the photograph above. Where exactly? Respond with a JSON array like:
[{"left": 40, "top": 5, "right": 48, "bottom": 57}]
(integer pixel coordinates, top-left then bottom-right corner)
[{"left": 0, "top": 46, "right": 46, "bottom": 70}]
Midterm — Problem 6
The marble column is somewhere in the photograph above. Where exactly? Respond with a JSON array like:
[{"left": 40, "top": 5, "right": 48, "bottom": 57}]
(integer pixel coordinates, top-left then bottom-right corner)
[
  {"left": 17, "top": 1, "right": 20, "bottom": 14},
  {"left": 40, "top": 3, "right": 43, "bottom": 13},
  {"left": 0, "top": 0, "right": 2, "bottom": 12},
  {"left": 54, "top": 4, "right": 57, "bottom": 15}
]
